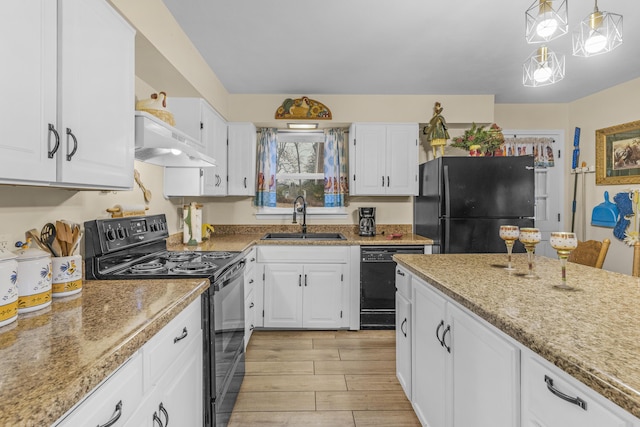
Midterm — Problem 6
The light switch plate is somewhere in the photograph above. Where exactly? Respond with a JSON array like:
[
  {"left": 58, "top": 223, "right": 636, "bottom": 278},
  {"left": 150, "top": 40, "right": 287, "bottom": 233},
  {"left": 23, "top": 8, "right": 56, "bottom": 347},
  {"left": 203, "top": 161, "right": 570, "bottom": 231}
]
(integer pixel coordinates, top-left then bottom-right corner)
[{"left": 0, "top": 234, "right": 9, "bottom": 251}]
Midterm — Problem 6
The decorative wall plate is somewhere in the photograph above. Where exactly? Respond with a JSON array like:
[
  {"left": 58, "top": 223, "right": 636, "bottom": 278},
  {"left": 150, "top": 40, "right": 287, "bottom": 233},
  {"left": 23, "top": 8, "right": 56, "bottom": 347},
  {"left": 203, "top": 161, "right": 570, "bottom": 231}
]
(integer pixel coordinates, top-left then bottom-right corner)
[{"left": 275, "top": 96, "right": 332, "bottom": 120}]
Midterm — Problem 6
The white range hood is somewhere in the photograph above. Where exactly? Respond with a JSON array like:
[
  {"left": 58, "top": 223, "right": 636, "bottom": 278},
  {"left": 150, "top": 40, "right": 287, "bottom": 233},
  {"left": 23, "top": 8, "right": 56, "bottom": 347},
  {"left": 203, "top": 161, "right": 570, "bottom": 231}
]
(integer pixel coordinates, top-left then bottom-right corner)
[{"left": 134, "top": 111, "right": 216, "bottom": 167}]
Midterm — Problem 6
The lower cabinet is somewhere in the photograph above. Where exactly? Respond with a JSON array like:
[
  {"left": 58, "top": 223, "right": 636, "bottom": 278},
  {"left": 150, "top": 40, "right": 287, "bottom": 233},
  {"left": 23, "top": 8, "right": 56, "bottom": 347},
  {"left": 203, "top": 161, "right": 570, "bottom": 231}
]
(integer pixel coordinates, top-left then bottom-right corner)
[
  {"left": 244, "top": 247, "right": 257, "bottom": 349},
  {"left": 412, "top": 275, "right": 519, "bottom": 427},
  {"left": 257, "top": 246, "right": 350, "bottom": 329},
  {"left": 521, "top": 348, "right": 633, "bottom": 427},
  {"left": 54, "top": 298, "right": 203, "bottom": 427},
  {"left": 395, "top": 266, "right": 411, "bottom": 398}
]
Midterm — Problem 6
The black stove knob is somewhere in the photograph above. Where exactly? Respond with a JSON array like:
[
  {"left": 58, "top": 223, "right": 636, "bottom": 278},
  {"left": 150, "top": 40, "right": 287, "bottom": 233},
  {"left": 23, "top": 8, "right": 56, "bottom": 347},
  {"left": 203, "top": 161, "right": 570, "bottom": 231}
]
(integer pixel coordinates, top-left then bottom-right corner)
[
  {"left": 116, "top": 228, "right": 126, "bottom": 240},
  {"left": 105, "top": 229, "right": 116, "bottom": 241}
]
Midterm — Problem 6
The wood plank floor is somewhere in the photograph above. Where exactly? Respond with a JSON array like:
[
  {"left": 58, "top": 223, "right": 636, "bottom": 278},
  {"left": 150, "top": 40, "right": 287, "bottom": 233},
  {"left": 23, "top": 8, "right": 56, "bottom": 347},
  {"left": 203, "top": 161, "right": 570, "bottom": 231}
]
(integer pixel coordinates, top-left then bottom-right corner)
[{"left": 228, "top": 330, "right": 420, "bottom": 426}]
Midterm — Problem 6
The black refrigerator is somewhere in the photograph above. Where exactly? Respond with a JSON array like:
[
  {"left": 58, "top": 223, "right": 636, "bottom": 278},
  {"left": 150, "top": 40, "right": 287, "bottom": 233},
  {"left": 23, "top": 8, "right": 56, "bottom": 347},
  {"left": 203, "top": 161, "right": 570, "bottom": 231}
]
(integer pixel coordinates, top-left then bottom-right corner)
[{"left": 414, "top": 156, "right": 535, "bottom": 254}]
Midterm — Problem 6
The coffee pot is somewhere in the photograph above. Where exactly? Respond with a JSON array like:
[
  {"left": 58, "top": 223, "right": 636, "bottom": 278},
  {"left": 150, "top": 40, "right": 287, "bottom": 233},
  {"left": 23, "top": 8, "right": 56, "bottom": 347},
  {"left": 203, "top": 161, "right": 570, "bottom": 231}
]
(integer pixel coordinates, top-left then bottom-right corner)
[{"left": 358, "top": 207, "right": 376, "bottom": 236}]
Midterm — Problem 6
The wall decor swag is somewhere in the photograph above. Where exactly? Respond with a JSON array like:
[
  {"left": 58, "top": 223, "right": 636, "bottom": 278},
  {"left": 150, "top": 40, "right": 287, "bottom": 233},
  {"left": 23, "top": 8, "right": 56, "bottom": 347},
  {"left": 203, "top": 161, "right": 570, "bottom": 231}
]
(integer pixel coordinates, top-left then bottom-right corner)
[
  {"left": 596, "top": 120, "right": 640, "bottom": 185},
  {"left": 275, "top": 96, "right": 332, "bottom": 120}
]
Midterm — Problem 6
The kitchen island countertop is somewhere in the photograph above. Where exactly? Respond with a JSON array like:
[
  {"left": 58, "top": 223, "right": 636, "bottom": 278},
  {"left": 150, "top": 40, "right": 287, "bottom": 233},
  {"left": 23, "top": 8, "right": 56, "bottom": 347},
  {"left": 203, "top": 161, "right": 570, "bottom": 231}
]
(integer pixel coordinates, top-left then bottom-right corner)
[
  {"left": 394, "top": 253, "right": 640, "bottom": 419},
  {"left": 0, "top": 277, "right": 209, "bottom": 426}
]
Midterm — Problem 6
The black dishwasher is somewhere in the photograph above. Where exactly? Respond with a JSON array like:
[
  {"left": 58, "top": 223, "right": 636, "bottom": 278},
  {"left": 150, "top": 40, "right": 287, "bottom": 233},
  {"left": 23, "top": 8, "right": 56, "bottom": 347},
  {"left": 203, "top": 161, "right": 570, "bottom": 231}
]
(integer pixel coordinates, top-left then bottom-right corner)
[{"left": 360, "top": 245, "right": 425, "bottom": 329}]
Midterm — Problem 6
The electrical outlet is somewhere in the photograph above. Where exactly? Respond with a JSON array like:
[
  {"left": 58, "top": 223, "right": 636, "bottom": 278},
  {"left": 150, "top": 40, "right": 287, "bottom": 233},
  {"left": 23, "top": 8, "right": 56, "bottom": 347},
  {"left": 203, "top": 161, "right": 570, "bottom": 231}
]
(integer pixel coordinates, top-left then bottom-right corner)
[{"left": 0, "top": 234, "right": 9, "bottom": 251}]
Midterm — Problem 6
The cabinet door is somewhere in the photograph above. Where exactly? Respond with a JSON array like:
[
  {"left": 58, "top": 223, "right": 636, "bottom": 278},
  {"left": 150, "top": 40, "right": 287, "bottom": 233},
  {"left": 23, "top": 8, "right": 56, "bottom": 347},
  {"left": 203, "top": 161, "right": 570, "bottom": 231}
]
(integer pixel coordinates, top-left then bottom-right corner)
[
  {"left": 58, "top": 0, "right": 134, "bottom": 188},
  {"left": 0, "top": 1, "right": 57, "bottom": 184},
  {"left": 386, "top": 124, "right": 418, "bottom": 195},
  {"left": 395, "top": 291, "right": 411, "bottom": 398},
  {"left": 412, "top": 278, "right": 448, "bottom": 427},
  {"left": 227, "top": 123, "right": 257, "bottom": 196},
  {"left": 351, "top": 124, "right": 387, "bottom": 195},
  {"left": 522, "top": 353, "right": 631, "bottom": 427},
  {"left": 448, "top": 303, "right": 519, "bottom": 427},
  {"left": 302, "top": 264, "right": 343, "bottom": 328},
  {"left": 201, "top": 103, "right": 227, "bottom": 196},
  {"left": 263, "top": 264, "right": 303, "bottom": 328},
  {"left": 159, "top": 330, "right": 204, "bottom": 427}
]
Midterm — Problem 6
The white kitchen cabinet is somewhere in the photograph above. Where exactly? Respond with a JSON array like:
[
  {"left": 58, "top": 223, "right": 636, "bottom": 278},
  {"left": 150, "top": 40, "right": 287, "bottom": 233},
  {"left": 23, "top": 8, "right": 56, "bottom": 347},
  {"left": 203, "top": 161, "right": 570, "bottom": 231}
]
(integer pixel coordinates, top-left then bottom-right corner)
[
  {"left": 228, "top": 122, "right": 257, "bottom": 196},
  {"left": 54, "top": 352, "right": 143, "bottom": 427},
  {"left": 257, "top": 246, "right": 349, "bottom": 329},
  {"left": 521, "top": 348, "right": 635, "bottom": 427},
  {"left": 164, "top": 98, "right": 228, "bottom": 196},
  {"left": 125, "top": 298, "right": 203, "bottom": 427},
  {"left": 244, "top": 247, "right": 257, "bottom": 349},
  {"left": 395, "top": 266, "right": 411, "bottom": 398},
  {"left": 1, "top": 0, "right": 134, "bottom": 189},
  {"left": 349, "top": 123, "right": 419, "bottom": 196},
  {"left": 412, "top": 275, "right": 519, "bottom": 427}
]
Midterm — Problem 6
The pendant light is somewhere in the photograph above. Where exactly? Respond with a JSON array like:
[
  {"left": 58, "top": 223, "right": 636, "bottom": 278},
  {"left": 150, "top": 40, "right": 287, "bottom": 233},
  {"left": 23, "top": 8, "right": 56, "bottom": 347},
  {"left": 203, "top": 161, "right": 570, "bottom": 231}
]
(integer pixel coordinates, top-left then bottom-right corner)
[
  {"left": 525, "top": 0, "right": 568, "bottom": 43},
  {"left": 572, "top": 0, "right": 623, "bottom": 57},
  {"left": 523, "top": 46, "right": 565, "bottom": 87}
]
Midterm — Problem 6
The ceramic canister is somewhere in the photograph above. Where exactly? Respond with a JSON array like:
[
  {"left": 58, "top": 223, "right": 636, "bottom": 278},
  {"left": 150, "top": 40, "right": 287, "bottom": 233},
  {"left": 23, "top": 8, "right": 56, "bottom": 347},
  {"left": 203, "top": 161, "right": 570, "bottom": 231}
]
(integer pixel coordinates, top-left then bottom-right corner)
[
  {"left": 52, "top": 255, "right": 82, "bottom": 297},
  {"left": 0, "top": 249, "right": 19, "bottom": 327},
  {"left": 15, "top": 246, "right": 52, "bottom": 313}
]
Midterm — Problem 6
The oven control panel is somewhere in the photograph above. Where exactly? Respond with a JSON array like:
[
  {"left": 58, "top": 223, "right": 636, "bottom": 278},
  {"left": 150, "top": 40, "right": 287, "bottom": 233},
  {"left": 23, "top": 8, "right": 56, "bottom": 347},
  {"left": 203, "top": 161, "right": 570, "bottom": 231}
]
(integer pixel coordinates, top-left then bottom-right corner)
[{"left": 86, "top": 214, "right": 169, "bottom": 253}]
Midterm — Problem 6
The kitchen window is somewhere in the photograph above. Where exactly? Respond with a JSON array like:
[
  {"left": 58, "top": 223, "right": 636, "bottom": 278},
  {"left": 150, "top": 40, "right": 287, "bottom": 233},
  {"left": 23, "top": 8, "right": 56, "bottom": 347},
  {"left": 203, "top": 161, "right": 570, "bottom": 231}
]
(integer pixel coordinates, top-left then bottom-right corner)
[{"left": 256, "top": 131, "right": 348, "bottom": 219}]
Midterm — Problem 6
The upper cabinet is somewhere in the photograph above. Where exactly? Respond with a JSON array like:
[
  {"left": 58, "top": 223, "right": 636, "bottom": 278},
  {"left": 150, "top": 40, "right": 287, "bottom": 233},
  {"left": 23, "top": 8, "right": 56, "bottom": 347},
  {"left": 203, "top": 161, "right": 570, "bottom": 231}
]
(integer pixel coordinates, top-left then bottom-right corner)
[
  {"left": 227, "top": 123, "right": 257, "bottom": 196},
  {"left": 349, "top": 123, "right": 419, "bottom": 196},
  {"left": 1, "top": 0, "right": 135, "bottom": 189},
  {"left": 169, "top": 98, "right": 228, "bottom": 196}
]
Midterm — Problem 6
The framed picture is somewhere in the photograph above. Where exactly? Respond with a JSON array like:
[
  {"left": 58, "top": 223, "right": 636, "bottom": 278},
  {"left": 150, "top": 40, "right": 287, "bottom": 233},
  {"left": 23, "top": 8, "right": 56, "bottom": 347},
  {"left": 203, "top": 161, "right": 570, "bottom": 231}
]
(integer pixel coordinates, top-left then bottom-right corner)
[{"left": 596, "top": 120, "right": 640, "bottom": 185}]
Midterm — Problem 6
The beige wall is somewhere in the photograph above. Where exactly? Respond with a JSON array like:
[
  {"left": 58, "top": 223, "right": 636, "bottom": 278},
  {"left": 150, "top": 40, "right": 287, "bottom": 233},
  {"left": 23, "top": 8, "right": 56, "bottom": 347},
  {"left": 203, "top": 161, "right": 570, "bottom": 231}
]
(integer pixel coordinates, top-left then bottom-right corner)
[{"left": 2, "top": 1, "right": 638, "bottom": 275}]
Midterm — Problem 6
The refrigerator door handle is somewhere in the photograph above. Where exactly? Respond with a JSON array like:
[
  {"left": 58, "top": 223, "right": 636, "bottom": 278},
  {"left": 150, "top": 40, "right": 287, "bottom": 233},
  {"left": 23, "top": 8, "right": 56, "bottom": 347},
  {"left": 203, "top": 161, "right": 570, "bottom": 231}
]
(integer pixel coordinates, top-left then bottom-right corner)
[{"left": 443, "top": 165, "right": 451, "bottom": 253}]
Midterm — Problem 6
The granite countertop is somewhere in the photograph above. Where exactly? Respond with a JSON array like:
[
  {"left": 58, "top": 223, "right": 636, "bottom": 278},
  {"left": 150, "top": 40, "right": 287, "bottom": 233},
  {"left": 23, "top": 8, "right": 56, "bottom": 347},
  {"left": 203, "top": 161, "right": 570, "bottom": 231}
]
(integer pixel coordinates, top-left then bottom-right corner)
[
  {"left": 167, "top": 224, "right": 433, "bottom": 252},
  {"left": 394, "top": 253, "right": 640, "bottom": 419},
  {"left": 0, "top": 278, "right": 209, "bottom": 427}
]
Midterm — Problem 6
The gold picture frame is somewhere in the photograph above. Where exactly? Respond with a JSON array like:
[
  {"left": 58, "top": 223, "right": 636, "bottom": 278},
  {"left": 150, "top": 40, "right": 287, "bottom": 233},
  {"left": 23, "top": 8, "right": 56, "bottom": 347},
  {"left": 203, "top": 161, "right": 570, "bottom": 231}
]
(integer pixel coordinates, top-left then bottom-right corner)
[{"left": 596, "top": 120, "right": 640, "bottom": 185}]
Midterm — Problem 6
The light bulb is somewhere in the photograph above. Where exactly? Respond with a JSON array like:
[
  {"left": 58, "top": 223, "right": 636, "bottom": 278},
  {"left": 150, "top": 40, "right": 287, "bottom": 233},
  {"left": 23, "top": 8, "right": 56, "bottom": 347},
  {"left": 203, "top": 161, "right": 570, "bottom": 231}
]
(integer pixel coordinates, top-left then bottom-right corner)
[
  {"left": 534, "top": 64, "right": 552, "bottom": 83},
  {"left": 585, "top": 31, "right": 607, "bottom": 53},
  {"left": 170, "top": 148, "right": 182, "bottom": 156},
  {"left": 536, "top": 14, "right": 559, "bottom": 38}
]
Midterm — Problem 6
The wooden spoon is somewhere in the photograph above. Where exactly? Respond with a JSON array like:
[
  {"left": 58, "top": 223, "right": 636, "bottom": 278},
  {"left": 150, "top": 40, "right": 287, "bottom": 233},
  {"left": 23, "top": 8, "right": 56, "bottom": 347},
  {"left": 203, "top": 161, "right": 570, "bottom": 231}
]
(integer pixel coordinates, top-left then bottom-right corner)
[
  {"left": 134, "top": 169, "right": 152, "bottom": 203},
  {"left": 56, "top": 220, "right": 69, "bottom": 256}
]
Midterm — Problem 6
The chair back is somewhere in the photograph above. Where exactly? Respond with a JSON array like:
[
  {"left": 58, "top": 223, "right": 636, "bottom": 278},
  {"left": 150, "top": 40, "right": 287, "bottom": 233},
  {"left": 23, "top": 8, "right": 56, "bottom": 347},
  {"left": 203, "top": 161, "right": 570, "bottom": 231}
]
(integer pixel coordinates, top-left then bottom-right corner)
[{"left": 567, "top": 238, "right": 610, "bottom": 269}]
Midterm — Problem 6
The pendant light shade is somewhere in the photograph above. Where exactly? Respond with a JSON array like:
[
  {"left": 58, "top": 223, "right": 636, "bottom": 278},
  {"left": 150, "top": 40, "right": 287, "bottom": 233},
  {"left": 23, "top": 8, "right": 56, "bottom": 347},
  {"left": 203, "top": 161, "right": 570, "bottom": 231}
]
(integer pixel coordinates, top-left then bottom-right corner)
[
  {"left": 572, "top": 2, "right": 622, "bottom": 57},
  {"left": 523, "top": 46, "right": 565, "bottom": 87},
  {"left": 525, "top": 0, "right": 568, "bottom": 43}
]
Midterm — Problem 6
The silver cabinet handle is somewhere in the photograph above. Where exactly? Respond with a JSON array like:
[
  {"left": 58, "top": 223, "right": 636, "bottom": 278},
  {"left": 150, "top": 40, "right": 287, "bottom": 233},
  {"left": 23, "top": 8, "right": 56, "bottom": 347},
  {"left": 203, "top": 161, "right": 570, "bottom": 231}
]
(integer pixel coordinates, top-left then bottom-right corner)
[
  {"left": 66, "top": 128, "right": 78, "bottom": 161},
  {"left": 249, "top": 279, "right": 254, "bottom": 284},
  {"left": 249, "top": 302, "right": 255, "bottom": 308},
  {"left": 401, "top": 318, "right": 407, "bottom": 337},
  {"left": 244, "top": 177, "right": 247, "bottom": 188},
  {"left": 173, "top": 327, "right": 188, "bottom": 343},
  {"left": 435, "top": 320, "right": 445, "bottom": 346},
  {"left": 298, "top": 274, "right": 302, "bottom": 287},
  {"left": 153, "top": 411, "right": 162, "bottom": 426},
  {"left": 382, "top": 176, "right": 385, "bottom": 186},
  {"left": 442, "top": 325, "right": 451, "bottom": 353},
  {"left": 304, "top": 274, "right": 307, "bottom": 286},
  {"left": 48, "top": 123, "right": 60, "bottom": 158},
  {"left": 159, "top": 402, "right": 169, "bottom": 426},
  {"left": 96, "top": 400, "right": 122, "bottom": 427},
  {"left": 396, "top": 270, "right": 405, "bottom": 276},
  {"left": 387, "top": 176, "right": 390, "bottom": 187},
  {"left": 544, "top": 375, "right": 587, "bottom": 410}
]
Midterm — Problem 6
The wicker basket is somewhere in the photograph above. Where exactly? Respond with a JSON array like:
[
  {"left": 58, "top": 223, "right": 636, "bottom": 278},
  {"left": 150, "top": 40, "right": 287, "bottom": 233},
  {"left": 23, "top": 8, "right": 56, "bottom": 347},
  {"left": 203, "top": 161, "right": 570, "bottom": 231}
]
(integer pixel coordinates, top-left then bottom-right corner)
[{"left": 139, "top": 108, "right": 175, "bottom": 126}]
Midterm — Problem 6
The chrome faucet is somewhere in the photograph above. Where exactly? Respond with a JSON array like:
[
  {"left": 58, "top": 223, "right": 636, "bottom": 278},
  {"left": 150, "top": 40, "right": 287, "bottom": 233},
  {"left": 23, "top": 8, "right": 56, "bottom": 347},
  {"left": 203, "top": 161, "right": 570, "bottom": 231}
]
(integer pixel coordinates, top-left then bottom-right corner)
[{"left": 293, "top": 195, "right": 307, "bottom": 234}]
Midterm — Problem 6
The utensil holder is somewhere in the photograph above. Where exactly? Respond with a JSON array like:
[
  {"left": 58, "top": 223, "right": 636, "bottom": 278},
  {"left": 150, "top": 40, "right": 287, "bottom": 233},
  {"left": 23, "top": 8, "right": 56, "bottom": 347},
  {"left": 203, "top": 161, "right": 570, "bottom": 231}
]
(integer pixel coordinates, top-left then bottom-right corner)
[{"left": 52, "top": 255, "right": 82, "bottom": 297}]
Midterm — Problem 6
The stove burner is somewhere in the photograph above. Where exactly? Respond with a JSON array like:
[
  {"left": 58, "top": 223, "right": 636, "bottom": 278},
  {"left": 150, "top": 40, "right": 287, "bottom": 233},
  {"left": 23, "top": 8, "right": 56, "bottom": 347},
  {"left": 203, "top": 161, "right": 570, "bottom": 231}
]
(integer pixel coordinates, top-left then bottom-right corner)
[
  {"left": 159, "top": 251, "right": 197, "bottom": 262},
  {"left": 201, "top": 252, "right": 233, "bottom": 260},
  {"left": 172, "top": 262, "right": 218, "bottom": 274},
  {"left": 130, "top": 261, "right": 167, "bottom": 274}
]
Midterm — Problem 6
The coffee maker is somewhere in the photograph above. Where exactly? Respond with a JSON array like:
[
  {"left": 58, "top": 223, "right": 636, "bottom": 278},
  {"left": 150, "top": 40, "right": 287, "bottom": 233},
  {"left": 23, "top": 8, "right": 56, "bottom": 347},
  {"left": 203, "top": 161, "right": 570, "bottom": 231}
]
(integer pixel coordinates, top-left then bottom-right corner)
[{"left": 358, "top": 207, "right": 376, "bottom": 236}]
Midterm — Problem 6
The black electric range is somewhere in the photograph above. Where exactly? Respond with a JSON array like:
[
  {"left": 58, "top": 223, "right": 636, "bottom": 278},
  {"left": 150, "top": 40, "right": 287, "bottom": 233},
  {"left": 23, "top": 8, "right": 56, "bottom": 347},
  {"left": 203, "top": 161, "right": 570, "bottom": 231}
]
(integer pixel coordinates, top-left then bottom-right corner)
[{"left": 84, "top": 214, "right": 245, "bottom": 427}]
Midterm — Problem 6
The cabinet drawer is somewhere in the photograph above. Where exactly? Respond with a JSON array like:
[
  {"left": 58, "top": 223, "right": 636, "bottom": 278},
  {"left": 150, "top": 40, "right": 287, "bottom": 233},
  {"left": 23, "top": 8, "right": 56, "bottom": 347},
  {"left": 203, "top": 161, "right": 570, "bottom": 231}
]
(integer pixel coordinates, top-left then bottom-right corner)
[
  {"left": 55, "top": 352, "right": 143, "bottom": 427},
  {"left": 522, "top": 354, "right": 631, "bottom": 427},
  {"left": 144, "top": 299, "right": 202, "bottom": 388},
  {"left": 257, "top": 246, "right": 349, "bottom": 263}
]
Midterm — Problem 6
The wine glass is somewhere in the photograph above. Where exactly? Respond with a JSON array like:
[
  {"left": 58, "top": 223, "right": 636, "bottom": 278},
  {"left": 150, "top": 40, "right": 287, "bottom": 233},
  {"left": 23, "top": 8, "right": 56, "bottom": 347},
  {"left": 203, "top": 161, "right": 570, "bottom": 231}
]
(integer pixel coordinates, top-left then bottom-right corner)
[
  {"left": 499, "top": 225, "right": 520, "bottom": 271},
  {"left": 519, "top": 228, "right": 542, "bottom": 278},
  {"left": 549, "top": 232, "right": 578, "bottom": 289}
]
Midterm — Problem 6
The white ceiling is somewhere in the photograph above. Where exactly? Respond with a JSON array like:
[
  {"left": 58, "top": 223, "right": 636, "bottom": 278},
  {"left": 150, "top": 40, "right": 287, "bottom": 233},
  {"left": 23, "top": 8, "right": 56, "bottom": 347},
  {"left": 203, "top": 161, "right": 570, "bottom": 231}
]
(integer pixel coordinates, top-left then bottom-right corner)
[{"left": 161, "top": 0, "right": 640, "bottom": 104}]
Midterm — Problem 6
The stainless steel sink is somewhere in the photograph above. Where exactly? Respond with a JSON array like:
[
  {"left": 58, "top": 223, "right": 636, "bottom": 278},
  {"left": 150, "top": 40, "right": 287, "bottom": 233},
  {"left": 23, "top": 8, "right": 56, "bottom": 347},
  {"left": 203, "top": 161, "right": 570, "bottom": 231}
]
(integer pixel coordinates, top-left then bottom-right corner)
[{"left": 261, "top": 232, "right": 347, "bottom": 240}]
